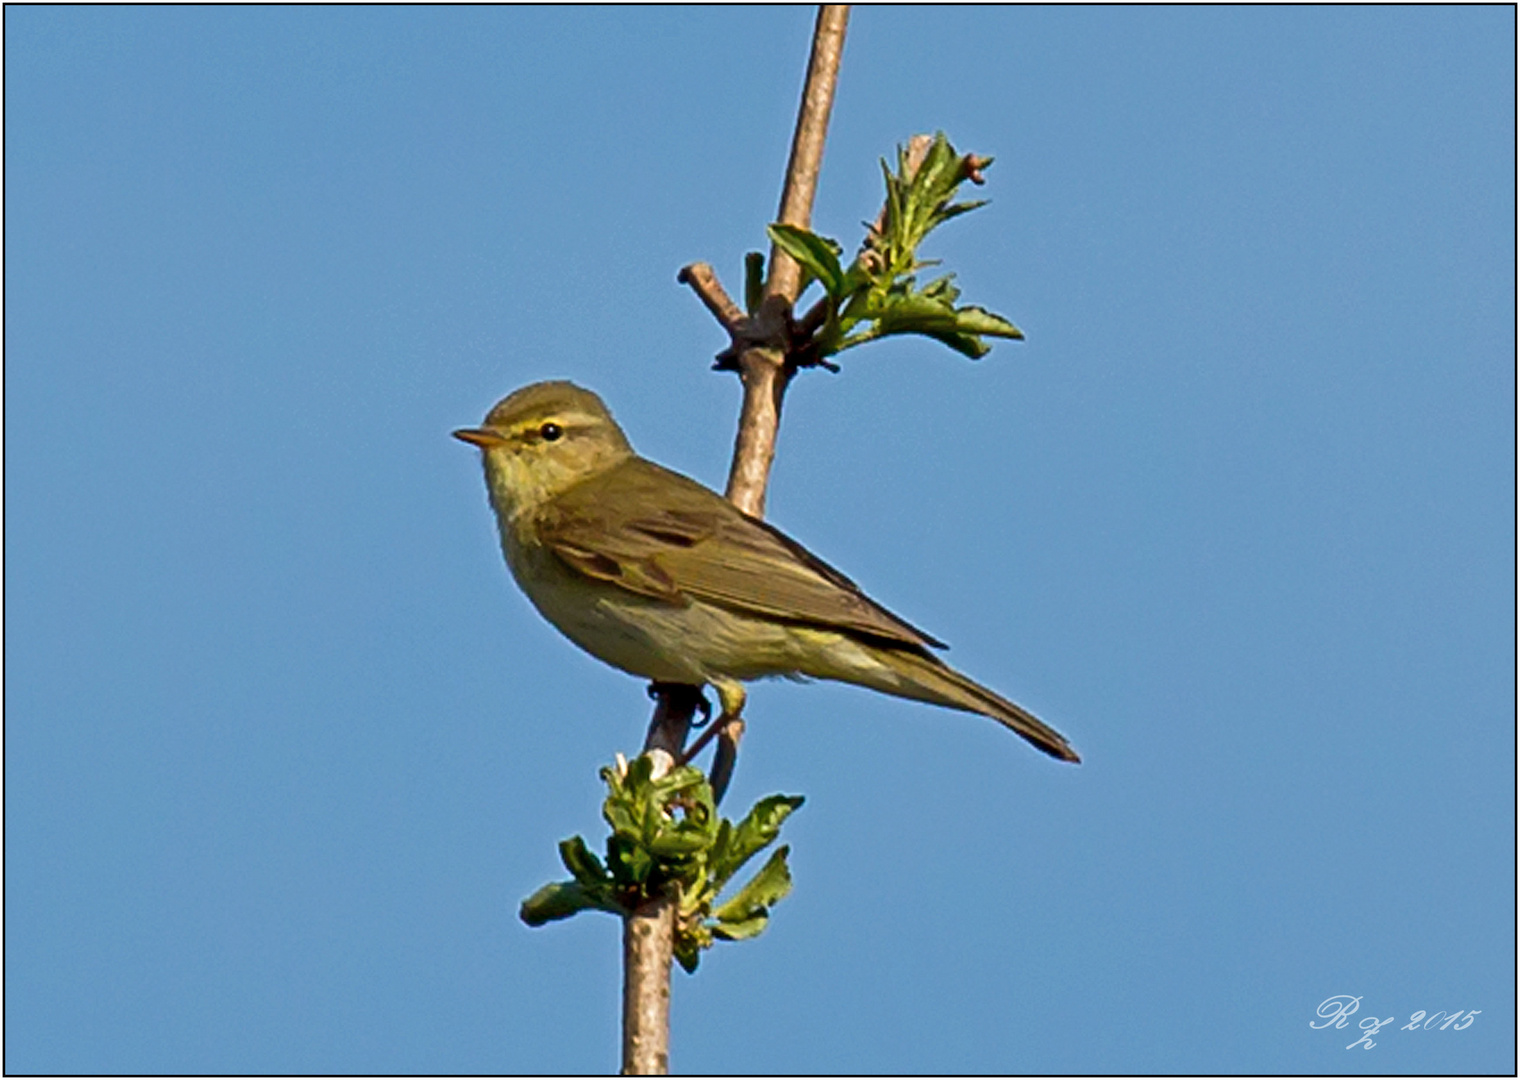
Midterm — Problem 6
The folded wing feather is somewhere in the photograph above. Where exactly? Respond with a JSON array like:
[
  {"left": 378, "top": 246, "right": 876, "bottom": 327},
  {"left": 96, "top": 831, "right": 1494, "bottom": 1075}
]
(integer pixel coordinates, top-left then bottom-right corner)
[{"left": 536, "top": 458, "right": 946, "bottom": 652}]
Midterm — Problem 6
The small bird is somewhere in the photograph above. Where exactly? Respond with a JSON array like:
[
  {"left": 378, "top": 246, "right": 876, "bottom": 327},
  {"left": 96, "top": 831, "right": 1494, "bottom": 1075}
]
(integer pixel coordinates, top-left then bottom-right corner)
[{"left": 454, "top": 380, "right": 1078, "bottom": 763}]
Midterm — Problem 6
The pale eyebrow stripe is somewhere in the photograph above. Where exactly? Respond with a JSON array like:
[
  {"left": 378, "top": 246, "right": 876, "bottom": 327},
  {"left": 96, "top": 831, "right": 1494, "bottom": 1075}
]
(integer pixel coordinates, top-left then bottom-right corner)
[{"left": 512, "top": 410, "right": 604, "bottom": 435}]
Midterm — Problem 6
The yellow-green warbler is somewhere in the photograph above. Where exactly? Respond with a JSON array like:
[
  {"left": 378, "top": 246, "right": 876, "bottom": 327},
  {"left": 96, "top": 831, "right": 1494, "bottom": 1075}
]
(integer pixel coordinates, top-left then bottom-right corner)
[{"left": 455, "top": 381, "right": 1077, "bottom": 763}]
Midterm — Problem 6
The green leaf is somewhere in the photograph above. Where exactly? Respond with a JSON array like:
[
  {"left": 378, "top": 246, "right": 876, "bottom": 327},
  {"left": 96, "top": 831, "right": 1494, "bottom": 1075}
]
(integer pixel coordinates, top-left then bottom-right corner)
[
  {"left": 559, "top": 836, "right": 610, "bottom": 887},
  {"left": 602, "top": 797, "right": 638, "bottom": 840},
  {"left": 647, "top": 761, "right": 704, "bottom": 791},
  {"left": 646, "top": 827, "right": 714, "bottom": 859},
  {"left": 923, "top": 330, "right": 993, "bottom": 360},
  {"left": 815, "top": 301, "right": 844, "bottom": 358},
  {"left": 701, "top": 819, "right": 735, "bottom": 892},
  {"left": 839, "top": 286, "right": 881, "bottom": 325},
  {"left": 920, "top": 273, "right": 961, "bottom": 304},
  {"left": 953, "top": 305, "right": 1024, "bottom": 339},
  {"left": 712, "top": 795, "right": 803, "bottom": 885},
  {"left": 910, "top": 134, "right": 960, "bottom": 208},
  {"left": 642, "top": 764, "right": 708, "bottom": 813},
  {"left": 878, "top": 292, "right": 963, "bottom": 335},
  {"left": 839, "top": 260, "right": 872, "bottom": 297},
  {"left": 520, "top": 881, "right": 618, "bottom": 926},
  {"left": 744, "top": 251, "right": 765, "bottom": 315},
  {"left": 768, "top": 224, "right": 845, "bottom": 296},
  {"left": 936, "top": 199, "right": 988, "bottom": 224},
  {"left": 833, "top": 328, "right": 885, "bottom": 354},
  {"left": 711, "top": 914, "right": 769, "bottom": 941},
  {"left": 713, "top": 845, "right": 794, "bottom": 926},
  {"left": 879, "top": 158, "right": 905, "bottom": 248},
  {"left": 644, "top": 774, "right": 718, "bottom": 858},
  {"left": 892, "top": 135, "right": 954, "bottom": 249},
  {"left": 607, "top": 834, "right": 653, "bottom": 884},
  {"left": 674, "top": 942, "right": 702, "bottom": 974},
  {"left": 674, "top": 915, "right": 714, "bottom": 973}
]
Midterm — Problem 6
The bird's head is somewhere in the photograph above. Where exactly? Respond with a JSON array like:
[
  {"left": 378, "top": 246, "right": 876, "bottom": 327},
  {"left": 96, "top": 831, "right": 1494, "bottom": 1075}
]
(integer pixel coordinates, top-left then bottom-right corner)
[{"left": 453, "top": 380, "right": 634, "bottom": 517}]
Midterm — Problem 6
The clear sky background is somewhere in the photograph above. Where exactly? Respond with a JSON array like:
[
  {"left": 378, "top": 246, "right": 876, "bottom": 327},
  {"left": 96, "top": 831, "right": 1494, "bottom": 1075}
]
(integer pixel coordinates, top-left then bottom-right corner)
[{"left": 6, "top": 6, "right": 1514, "bottom": 1075}]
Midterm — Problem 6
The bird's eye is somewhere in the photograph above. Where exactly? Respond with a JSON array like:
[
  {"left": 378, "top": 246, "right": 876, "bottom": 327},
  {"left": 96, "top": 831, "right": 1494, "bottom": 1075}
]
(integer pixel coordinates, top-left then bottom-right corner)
[{"left": 539, "top": 422, "right": 563, "bottom": 442}]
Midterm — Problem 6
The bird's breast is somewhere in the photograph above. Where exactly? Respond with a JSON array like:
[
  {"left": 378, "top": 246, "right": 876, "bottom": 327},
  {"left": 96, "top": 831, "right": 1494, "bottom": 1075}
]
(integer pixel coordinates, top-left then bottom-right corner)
[{"left": 495, "top": 521, "right": 697, "bottom": 683}]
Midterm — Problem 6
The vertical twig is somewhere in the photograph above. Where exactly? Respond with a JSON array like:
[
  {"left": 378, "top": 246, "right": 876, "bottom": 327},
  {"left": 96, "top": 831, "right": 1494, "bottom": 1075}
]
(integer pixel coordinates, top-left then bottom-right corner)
[
  {"left": 725, "top": 3, "right": 850, "bottom": 518},
  {"left": 621, "top": 7, "right": 850, "bottom": 1074},
  {"left": 766, "top": 4, "right": 851, "bottom": 305}
]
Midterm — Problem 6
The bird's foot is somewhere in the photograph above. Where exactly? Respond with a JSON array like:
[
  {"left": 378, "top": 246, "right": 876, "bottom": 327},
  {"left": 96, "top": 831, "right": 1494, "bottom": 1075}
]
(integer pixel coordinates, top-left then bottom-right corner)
[
  {"left": 676, "top": 680, "right": 746, "bottom": 803},
  {"left": 643, "top": 683, "right": 709, "bottom": 768},
  {"left": 646, "top": 681, "right": 712, "bottom": 726}
]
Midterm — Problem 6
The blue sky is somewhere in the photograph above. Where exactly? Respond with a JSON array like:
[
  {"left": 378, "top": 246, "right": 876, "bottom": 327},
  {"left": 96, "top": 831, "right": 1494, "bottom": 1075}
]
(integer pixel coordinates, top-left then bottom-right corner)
[{"left": 6, "top": 6, "right": 1514, "bottom": 1074}]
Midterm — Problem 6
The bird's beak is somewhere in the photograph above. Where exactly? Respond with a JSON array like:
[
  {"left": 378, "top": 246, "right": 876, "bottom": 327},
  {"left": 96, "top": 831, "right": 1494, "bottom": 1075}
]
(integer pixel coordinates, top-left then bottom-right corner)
[{"left": 453, "top": 427, "right": 508, "bottom": 448}]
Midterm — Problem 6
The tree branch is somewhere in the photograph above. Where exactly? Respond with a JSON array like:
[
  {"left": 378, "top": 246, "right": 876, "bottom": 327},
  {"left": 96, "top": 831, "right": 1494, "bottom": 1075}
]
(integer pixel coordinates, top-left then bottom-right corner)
[
  {"left": 623, "top": 682, "right": 703, "bottom": 1074},
  {"left": 626, "top": 10, "right": 850, "bottom": 1073},
  {"left": 676, "top": 263, "right": 745, "bottom": 336},
  {"left": 725, "top": 3, "right": 849, "bottom": 518},
  {"left": 621, "top": 896, "right": 673, "bottom": 1076},
  {"left": 767, "top": 4, "right": 850, "bottom": 303}
]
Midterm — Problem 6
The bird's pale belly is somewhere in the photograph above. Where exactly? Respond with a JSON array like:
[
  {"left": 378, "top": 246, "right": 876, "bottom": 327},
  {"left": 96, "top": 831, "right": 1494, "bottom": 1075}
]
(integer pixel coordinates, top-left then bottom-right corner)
[{"left": 536, "top": 578, "right": 816, "bottom": 684}]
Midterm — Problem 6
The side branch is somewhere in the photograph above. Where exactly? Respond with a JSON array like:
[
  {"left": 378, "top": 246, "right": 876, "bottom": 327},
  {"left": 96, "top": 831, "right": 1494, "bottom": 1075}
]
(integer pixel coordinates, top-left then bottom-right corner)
[{"left": 676, "top": 264, "right": 744, "bottom": 335}]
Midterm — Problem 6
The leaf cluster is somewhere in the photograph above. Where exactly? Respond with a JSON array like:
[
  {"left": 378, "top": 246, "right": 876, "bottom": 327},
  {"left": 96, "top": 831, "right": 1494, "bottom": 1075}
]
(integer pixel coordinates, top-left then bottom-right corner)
[
  {"left": 765, "top": 132, "right": 1023, "bottom": 361},
  {"left": 520, "top": 754, "right": 803, "bottom": 973}
]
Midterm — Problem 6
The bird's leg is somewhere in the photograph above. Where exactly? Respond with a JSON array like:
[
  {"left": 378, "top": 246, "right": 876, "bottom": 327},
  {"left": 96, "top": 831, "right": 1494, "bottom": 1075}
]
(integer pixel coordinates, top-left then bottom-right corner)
[
  {"left": 711, "top": 679, "right": 745, "bottom": 726},
  {"left": 707, "top": 718, "right": 744, "bottom": 806},
  {"left": 677, "top": 679, "right": 746, "bottom": 804}
]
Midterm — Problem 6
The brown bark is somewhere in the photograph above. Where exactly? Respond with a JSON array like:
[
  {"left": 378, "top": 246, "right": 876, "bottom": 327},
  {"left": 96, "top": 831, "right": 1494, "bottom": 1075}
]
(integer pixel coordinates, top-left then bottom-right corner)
[
  {"left": 724, "top": 4, "right": 850, "bottom": 519},
  {"left": 621, "top": 895, "right": 674, "bottom": 1076}
]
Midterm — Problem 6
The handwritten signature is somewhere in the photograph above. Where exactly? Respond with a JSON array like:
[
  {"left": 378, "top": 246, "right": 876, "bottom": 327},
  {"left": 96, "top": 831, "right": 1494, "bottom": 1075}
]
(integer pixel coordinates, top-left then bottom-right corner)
[{"left": 1312, "top": 995, "right": 1481, "bottom": 1049}]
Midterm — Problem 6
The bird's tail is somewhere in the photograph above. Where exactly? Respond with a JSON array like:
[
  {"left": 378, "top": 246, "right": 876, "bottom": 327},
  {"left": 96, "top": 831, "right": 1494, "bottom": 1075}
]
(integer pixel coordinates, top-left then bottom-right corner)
[{"left": 846, "top": 644, "right": 1081, "bottom": 763}]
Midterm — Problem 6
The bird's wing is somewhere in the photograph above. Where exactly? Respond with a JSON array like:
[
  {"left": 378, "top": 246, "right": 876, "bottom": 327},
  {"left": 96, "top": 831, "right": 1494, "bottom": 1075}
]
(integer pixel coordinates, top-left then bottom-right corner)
[{"left": 537, "top": 459, "right": 946, "bottom": 650}]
